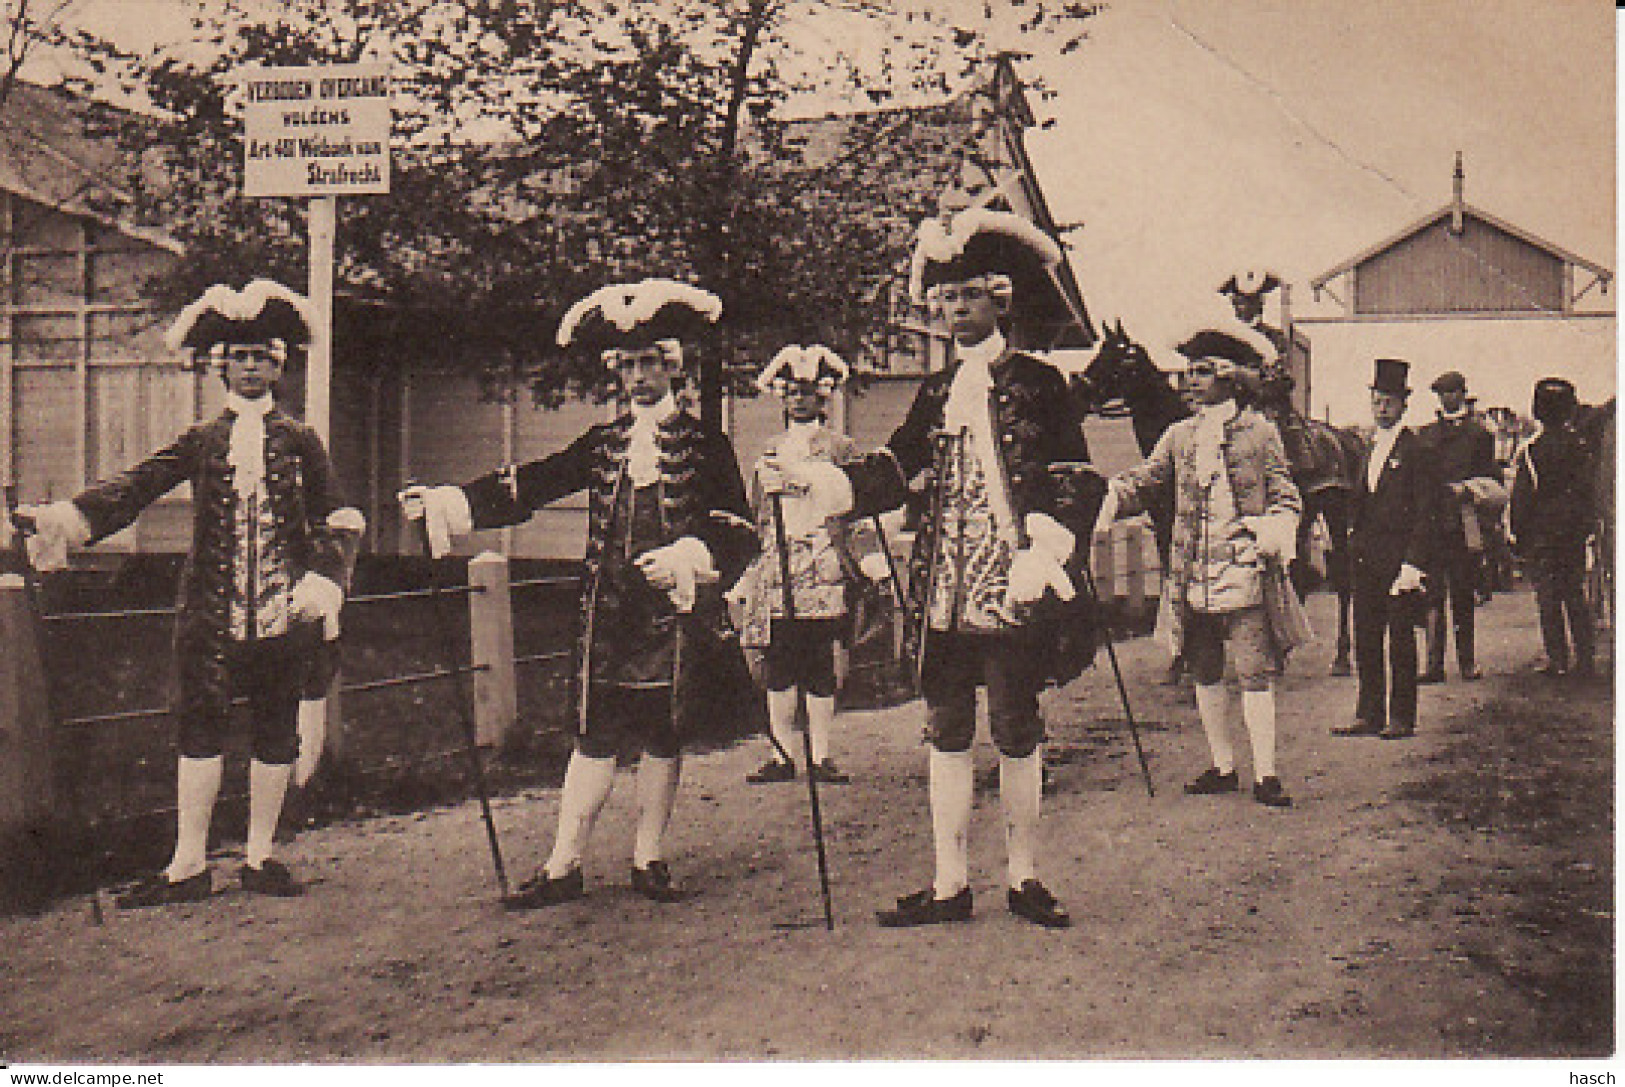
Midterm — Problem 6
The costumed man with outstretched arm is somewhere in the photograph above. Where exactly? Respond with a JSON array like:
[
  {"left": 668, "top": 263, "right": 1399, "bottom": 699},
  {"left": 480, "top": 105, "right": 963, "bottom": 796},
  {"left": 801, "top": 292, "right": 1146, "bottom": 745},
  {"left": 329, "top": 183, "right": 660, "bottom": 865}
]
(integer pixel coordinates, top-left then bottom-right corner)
[
  {"left": 402, "top": 279, "right": 756, "bottom": 908},
  {"left": 763, "top": 208, "right": 1104, "bottom": 929},
  {"left": 731, "top": 344, "right": 890, "bottom": 786},
  {"left": 18, "top": 281, "right": 360, "bottom": 906},
  {"left": 1096, "top": 328, "right": 1307, "bottom": 808}
]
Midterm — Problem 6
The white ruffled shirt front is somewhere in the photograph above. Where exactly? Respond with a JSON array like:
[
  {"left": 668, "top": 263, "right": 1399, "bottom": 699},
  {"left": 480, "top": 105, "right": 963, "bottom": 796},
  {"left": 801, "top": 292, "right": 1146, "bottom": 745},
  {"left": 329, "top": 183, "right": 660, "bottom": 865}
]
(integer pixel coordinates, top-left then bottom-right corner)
[
  {"left": 626, "top": 392, "right": 678, "bottom": 487},
  {"left": 942, "top": 329, "right": 1017, "bottom": 544}
]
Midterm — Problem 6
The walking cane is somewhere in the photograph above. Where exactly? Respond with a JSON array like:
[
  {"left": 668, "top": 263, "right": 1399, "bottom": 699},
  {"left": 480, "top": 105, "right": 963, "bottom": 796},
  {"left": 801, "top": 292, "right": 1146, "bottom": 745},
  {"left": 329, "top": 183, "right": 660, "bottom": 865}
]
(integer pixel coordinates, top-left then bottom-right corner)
[
  {"left": 769, "top": 490, "right": 835, "bottom": 931},
  {"left": 4, "top": 487, "right": 104, "bottom": 924},
  {"left": 1077, "top": 546, "right": 1156, "bottom": 798},
  {"left": 413, "top": 515, "right": 511, "bottom": 900}
]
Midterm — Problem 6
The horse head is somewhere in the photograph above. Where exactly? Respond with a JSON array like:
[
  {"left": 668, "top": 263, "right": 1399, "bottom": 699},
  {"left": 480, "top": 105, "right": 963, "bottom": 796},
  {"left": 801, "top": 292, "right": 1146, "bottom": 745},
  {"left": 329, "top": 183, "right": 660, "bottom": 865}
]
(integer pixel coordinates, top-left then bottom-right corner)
[{"left": 1072, "top": 319, "right": 1167, "bottom": 418}]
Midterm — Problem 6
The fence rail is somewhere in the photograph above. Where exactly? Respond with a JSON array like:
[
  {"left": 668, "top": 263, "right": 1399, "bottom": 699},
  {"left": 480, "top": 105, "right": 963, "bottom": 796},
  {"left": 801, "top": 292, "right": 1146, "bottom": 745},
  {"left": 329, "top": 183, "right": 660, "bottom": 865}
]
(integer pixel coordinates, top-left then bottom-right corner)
[{"left": 2, "top": 529, "right": 1163, "bottom": 849}]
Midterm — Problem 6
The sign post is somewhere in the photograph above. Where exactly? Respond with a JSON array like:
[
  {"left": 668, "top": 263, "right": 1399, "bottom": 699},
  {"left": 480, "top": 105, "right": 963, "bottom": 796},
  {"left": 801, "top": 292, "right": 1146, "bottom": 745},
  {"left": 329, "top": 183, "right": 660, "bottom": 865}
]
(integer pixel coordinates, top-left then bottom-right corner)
[{"left": 239, "top": 61, "right": 391, "bottom": 441}]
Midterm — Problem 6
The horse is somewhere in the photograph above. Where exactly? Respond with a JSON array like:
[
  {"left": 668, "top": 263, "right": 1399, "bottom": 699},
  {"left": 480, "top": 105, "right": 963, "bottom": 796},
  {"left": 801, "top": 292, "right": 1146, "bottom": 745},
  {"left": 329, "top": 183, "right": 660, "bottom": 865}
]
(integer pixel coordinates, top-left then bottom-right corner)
[{"left": 1071, "top": 320, "right": 1360, "bottom": 673}]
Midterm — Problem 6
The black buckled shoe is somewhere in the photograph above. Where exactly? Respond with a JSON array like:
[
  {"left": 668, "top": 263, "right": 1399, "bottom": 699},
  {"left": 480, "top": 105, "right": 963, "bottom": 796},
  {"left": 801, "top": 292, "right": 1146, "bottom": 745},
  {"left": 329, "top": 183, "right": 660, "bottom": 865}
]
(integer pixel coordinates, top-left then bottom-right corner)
[
  {"left": 1184, "top": 767, "right": 1239, "bottom": 795},
  {"left": 1332, "top": 719, "right": 1385, "bottom": 737},
  {"left": 809, "top": 759, "right": 851, "bottom": 784},
  {"left": 1007, "top": 879, "right": 1071, "bottom": 928},
  {"left": 1417, "top": 670, "right": 1445, "bottom": 685},
  {"left": 241, "top": 858, "right": 304, "bottom": 897},
  {"left": 115, "top": 869, "right": 212, "bottom": 910},
  {"left": 503, "top": 866, "right": 585, "bottom": 911},
  {"left": 1253, "top": 776, "right": 1293, "bottom": 808},
  {"left": 876, "top": 886, "right": 973, "bottom": 928},
  {"left": 631, "top": 860, "right": 685, "bottom": 903},
  {"left": 746, "top": 759, "right": 796, "bottom": 784}
]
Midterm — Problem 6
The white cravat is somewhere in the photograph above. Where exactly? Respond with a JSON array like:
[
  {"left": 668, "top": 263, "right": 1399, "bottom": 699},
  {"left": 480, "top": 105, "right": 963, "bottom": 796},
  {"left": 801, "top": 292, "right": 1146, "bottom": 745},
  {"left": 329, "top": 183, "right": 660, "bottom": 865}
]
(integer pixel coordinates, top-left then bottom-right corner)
[
  {"left": 1367, "top": 424, "right": 1400, "bottom": 492},
  {"left": 942, "top": 329, "right": 1016, "bottom": 541},
  {"left": 626, "top": 392, "right": 678, "bottom": 487},
  {"left": 225, "top": 392, "right": 274, "bottom": 496},
  {"left": 1193, "top": 399, "right": 1238, "bottom": 484}
]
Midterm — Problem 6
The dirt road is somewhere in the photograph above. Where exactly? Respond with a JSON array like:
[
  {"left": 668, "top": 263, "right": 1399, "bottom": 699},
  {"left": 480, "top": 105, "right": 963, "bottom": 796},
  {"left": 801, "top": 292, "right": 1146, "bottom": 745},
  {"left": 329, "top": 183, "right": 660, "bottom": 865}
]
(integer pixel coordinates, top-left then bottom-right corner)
[{"left": 1, "top": 591, "right": 1611, "bottom": 1061}]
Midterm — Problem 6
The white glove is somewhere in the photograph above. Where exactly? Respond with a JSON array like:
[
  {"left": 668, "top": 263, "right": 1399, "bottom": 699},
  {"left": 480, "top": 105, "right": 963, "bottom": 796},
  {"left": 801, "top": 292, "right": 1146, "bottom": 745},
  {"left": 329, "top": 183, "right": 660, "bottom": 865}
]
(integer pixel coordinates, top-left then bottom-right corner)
[
  {"left": 290, "top": 571, "right": 345, "bottom": 636},
  {"left": 636, "top": 536, "right": 716, "bottom": 614},
  {"left": 758, "top": 458, "right": 854, "bottom": 517},
  {"left": 999, "top": 513, "right": 1077, "bottom": 623},
  {"left": 17, "top": 501, "right": 91, "bottom": 573},
  {"left": 1241, "top": 513, "right": 1298, "bottom": 564},
  {"left": 398, "top": 485, "right": 471, "bottom": 559},
  {"left": 859, "top": 552, "right": 893, "bottom": 582},
  {"left": 1390, "top": 562, "right": 1426, "bottom": 596}
]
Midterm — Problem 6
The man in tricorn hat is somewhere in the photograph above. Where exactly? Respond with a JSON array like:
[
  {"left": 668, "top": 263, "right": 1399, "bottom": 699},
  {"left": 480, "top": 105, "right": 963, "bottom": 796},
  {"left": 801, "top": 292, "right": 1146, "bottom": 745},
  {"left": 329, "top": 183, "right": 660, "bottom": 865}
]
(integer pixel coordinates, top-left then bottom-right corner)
[
  {"left": 18, "top": 280, "right": 359, "bottom": 906},
  {"left": 763, "top": 207, "right": 1104, "bottom": 928},
  {"left": 1097, "top": 326, "right": 1306, "bottom": 808},
  {"left": 403, "top": 279, "right": 756, "bottom": 908},
  {"left": 1508, "top": 377, "right": 1598, "bottom": 679},
  {"left": 1332, "top": 358, "right": 1442, "bottom": 740},
  {"left": 1417, "top": 370, "right": 1502, "bottom": 683},
  {"left": 730, "top": 343, "right": 888, "bottom": 786}
]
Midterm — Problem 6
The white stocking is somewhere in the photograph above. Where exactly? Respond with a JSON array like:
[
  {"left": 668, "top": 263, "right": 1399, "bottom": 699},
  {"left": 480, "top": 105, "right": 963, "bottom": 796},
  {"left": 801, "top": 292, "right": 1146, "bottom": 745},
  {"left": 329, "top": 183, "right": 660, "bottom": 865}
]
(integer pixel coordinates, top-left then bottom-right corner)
[
  {"left": 1000, "top": 752, "right": 1042, "bottom": 889},
  {"left": 806, "top": 693, "right": 836, "bottom": 765},
  {"left": 1242, "top": 688, "right": 1278, "bottom": 782},
  {"left": 294, "top": 699, "right": 325, "bottom": 788},
  {"left": 633, "top": 754, "right": 681, "bottom": 869},
  {"left": 1194, "top": 682, "right": 1236, "bottom": 774},
  {"left": 246, "top": 759, "right": 292, "bottom": 868},
  {"left": 929, "top": 749, "right": 974, "bottom": 898},
  {"left": 544, "top": 751, "right": 616, "bottom": 877},
  {"left": 766, "top": 687, "right": 800, "bottom": 765},
  {"left": 165, "top": 755, "right": 223, "bottom": 881}
]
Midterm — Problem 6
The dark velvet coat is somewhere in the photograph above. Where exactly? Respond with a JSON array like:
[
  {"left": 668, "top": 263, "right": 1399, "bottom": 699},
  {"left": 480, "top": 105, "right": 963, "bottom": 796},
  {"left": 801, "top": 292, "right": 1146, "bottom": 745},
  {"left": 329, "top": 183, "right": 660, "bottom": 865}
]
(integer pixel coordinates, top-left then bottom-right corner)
[
  {"left": 461, "top": 409, "right": 756, "bottom": 733},
  {"left": 70, "top": 409, "right": 347, "bottom": 691},
  {"left": 841, "top": 351, "right": 1104, "bottom": 686}
]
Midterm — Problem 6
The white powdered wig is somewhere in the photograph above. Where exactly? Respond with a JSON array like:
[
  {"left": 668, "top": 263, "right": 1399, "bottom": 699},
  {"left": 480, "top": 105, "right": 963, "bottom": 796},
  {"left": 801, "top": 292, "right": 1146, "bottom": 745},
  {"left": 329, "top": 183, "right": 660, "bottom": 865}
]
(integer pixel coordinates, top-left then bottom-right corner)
[
  {"left": 907, "top": 207, "right": 1063, "bottom": 305},
  {"left": 755, "top": 343, "right": 850, "bottom": 395},
  {"left": 556, "top": 278, "right": 723, "bottom": 348}
]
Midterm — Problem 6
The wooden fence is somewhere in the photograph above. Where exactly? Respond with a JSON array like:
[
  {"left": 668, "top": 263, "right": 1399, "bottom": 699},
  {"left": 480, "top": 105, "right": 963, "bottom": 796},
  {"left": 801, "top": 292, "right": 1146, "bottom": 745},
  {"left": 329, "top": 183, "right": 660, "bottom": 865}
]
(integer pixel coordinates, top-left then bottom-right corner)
[{"left": 0, "top": 520, "right": 1162, "bottom": 857}]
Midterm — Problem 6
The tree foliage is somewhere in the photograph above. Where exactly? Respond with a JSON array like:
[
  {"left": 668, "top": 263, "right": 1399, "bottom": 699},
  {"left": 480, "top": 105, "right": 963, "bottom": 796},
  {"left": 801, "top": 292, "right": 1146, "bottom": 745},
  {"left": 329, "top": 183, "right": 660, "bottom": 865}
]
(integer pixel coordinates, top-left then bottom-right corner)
[{"left": 70, "top": 0, "right": 1102, "bottom": 412}]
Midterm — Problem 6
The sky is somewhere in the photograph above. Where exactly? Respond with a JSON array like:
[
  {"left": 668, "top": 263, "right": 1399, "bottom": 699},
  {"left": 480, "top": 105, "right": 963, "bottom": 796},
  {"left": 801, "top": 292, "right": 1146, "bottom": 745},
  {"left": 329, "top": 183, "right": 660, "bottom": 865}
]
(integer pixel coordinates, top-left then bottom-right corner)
[
  {"left": 33, "top": 0, "right": 1620, "bottom": 423},
  {"left": 1016, "top": 0, "right": 1615, "bottom": 422}
]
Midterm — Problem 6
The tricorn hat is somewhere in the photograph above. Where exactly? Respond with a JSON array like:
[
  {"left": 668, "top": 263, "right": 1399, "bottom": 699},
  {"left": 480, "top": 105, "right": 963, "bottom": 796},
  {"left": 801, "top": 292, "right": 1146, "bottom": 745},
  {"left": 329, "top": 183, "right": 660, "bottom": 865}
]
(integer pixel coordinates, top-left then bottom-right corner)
[
  {"left": 756, "top": 344, "right": 849, "bottom": 397},
  {"left": 1174, "top": 329, "right": 1265, "bottom": 371},
  {"left": 907, "top": 207, "right": 1062, "bottom": 308},
  {"left": 1371, "top": 358, "right": 1411, "bottom": 396},
  {"left": 165, "top": 280, "right": 315, "bottom": 368},
  {"left": 556, "top": 278, "right": 723, "bottom": 358},
  {"left": 1430, "top": 370, "right": 1467, "bottom": 395}
]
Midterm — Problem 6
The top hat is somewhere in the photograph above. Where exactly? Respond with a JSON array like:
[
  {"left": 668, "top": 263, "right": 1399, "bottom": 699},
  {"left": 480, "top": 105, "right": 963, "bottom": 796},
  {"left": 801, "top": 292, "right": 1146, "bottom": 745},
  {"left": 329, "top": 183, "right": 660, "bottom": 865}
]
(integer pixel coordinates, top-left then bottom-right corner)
[
  {"left": 1430, "top": 370, "right": 1467, "bottom": 395},
  {"left": 756, "top": 344, "right": 849, "bottom": 397},
  {"left": 166, "top": 280, "right": 315, "bottom": 369},
  {"left": 556, "top": 278, "right": 722, "bottom": 359},
  {"left": 1532, "top": 376, "right": 1578, "bottom": 423},
  {"left": 907, "top": 207, "right": 1062, "bottom": 309},
  {"left": 1371, "top": 358, "right": 1411, "bottom": 396}
]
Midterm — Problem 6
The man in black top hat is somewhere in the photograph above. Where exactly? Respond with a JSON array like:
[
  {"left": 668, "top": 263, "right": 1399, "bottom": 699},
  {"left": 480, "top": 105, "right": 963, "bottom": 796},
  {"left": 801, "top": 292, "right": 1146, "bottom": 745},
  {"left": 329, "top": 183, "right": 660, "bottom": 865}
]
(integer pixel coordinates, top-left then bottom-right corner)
[
  {"left": 403, "top": 278, "right": 756, "bottom": 908},
  {"left": 1417, "top": 370, "right": 1502, "bottom": 682},
  {"left": 19, "top": 281, "right": 358, "bottom": 906},
  {"left": 1508, "top": 377, "right": 1598, "bottom": 678},
  {"left": 1332, "top": 358, "right": 1442, "bottom": 740},
  {"left": 763, "top": 207, "right": 1104, "bottom": 929}
]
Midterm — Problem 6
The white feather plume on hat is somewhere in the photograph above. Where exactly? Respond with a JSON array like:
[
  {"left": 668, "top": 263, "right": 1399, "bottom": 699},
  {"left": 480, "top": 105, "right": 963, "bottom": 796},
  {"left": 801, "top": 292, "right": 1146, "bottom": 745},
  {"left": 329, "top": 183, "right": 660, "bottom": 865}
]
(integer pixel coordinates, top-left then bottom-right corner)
[
  {"left": 165, "top": 279, "right": 316, "bottom": 359},
  {"left": 907, "top": 207, "right": 1063, "bottom": 305},
  {"left": 556, "top": 278, "right": 723, "bottom": 349},
  {"left": 755, "top": 344, "right": 850, "bottom": 395}
]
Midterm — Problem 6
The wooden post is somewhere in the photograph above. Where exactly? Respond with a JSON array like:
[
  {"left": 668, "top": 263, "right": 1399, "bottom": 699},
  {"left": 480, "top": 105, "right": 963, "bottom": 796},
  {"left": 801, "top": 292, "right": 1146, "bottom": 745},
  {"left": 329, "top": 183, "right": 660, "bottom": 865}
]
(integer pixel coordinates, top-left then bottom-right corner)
[
  {"left": 0, "top": 573, "right": 56, "bottom": 895},
  {"left": 467, "top": 551, "right": 516, "bottom": 748},
  {"left": 306, "top": 195, "right": 336, "bottom": 443},
  {"left": 1123, "top": 522, "right": 1146, "bottom": 617}
]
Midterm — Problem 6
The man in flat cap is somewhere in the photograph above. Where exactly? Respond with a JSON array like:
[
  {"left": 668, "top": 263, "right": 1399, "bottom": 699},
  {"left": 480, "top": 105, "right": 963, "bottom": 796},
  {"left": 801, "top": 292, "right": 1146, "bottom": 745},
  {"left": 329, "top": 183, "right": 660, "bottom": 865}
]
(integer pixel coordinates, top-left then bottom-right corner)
[
  {"left": 1098, "top": 327, "right": 1306, "bottom": 808},
  {"left": 764, "top": 207, "right": 1103, "bottom": 929},
  {"left": 18, "top": 280, "right": 359, "bottom": 906},
  {"left": 1508, "top": 377, "right": 1598, "bottom": 679},
  {"left": 404, "top": 278, "right": 756, "bottom": 908},
  {"left": 1333, "top": 358, "right": 1442, "bottom": 740},
  {"left": 1417, "top": 370, "right": 1502, "bottom": 682}
]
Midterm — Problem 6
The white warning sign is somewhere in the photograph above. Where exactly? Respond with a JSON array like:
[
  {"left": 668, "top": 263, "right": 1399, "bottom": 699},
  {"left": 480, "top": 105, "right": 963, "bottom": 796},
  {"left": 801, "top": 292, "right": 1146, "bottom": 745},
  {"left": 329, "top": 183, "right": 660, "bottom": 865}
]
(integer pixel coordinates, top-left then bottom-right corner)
[{"left": 239, "top": 64, "right": 391, "bottom": 197}]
